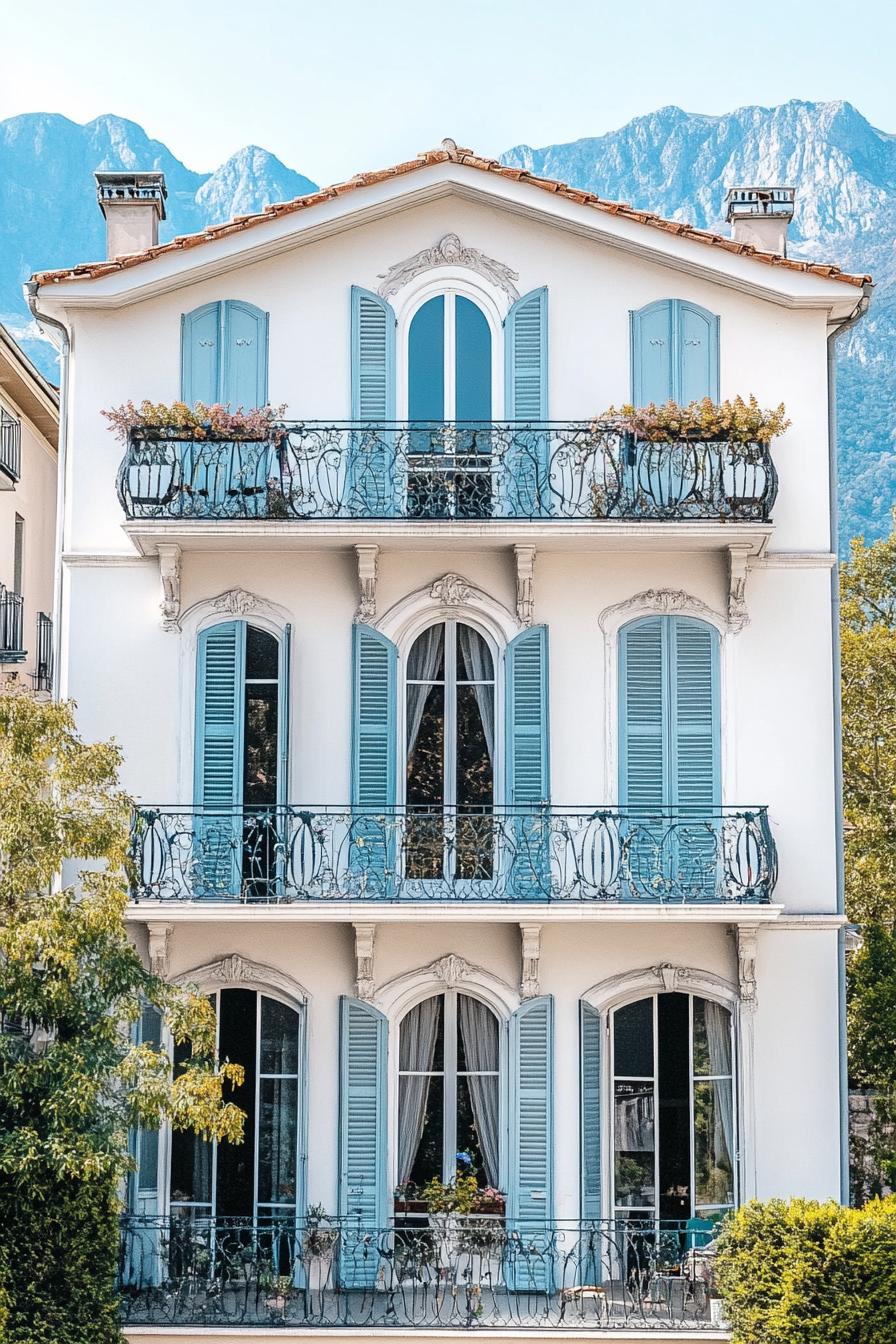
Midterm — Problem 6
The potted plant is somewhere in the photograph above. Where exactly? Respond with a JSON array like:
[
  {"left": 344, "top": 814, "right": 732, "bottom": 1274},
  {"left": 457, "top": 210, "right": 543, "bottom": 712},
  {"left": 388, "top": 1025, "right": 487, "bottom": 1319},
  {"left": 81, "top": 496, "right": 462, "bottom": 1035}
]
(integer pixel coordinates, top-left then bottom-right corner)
[{"left": 302, "top": 1204, "right": 338, "bottom": 1292}]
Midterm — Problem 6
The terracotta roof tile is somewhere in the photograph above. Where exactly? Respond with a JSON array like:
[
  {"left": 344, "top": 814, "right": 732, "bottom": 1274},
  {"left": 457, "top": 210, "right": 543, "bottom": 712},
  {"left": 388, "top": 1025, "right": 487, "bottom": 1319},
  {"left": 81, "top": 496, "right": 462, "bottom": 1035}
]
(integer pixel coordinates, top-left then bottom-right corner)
[{"left": 31, "top": 139, "right": 872, "bottom": 289}]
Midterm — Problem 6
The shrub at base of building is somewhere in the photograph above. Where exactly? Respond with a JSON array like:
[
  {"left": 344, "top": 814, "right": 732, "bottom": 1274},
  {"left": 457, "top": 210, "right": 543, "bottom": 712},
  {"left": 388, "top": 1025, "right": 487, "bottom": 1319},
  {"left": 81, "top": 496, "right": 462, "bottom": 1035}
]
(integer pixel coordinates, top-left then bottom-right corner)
[
  {"left": 0, "top": 1175, "right": 120, "bottom": 1344},
  {"left": 716, "top": 1197, "right": 896, "bottom": 1344}
]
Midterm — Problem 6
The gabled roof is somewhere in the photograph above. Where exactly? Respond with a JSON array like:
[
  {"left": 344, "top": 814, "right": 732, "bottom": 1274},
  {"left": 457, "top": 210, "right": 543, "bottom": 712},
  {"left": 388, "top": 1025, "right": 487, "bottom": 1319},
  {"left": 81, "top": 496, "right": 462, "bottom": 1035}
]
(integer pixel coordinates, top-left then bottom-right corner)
[
  {"left": 31, "top": 139, "right": 871, "bottom": 289},
  {"left": 0, "top": 325, "right": 59, "bottom": 449}
]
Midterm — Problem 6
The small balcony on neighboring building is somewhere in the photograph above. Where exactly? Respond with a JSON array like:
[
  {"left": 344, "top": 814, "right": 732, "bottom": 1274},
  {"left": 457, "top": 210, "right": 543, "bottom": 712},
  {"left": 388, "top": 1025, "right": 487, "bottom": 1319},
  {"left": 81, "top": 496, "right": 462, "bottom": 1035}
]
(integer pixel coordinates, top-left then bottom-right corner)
[
  {"left": 118, "top": 1214, "right": 722, "bottom": 1331},
  {"left": 0, "top": 409, "right": 21, "bottom": 487},
  {"left": 117, "top": 421, "right": 778, "bottom": 557},
  {"left": 0, "top": 586, "right": 25, "bottom": 663},
  {"left": 30, "top": 612, "right": 53, "bottom": 692},
  {"left": 127, "top": 803, "right": 777, "bottom": 910}
]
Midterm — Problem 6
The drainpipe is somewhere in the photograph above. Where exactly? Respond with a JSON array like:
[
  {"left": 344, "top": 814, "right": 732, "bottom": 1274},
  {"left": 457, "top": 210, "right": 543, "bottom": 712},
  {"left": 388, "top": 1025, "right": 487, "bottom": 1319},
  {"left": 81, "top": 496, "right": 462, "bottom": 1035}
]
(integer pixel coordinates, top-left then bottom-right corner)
[
  {"left": 24, "top": 280, "right": 70, "bottom": 703},
  {"left": 827, "top": 282, "right": 872, "bottom": 1205}
]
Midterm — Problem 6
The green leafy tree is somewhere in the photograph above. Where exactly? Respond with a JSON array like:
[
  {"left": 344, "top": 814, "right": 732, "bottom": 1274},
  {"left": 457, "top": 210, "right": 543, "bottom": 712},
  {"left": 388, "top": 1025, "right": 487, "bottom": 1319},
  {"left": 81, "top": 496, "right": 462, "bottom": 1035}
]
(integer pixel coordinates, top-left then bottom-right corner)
[
  {"left": 0, "top": 689, "right": 244, "bottom": 1342},
  {"left": 841, "top": 518, "right": 896, "bottom": 1198}
]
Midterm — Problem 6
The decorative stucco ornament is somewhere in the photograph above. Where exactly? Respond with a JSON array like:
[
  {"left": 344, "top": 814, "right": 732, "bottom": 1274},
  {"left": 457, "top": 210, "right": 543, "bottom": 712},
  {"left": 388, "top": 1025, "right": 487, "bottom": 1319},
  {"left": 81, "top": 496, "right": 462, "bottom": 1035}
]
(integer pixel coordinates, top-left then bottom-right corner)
[
  {"left": 429, "top": 573, "right": 474, "bottom": 607},
  {"left": 377, "top": 233, "right": 520, "bottom": 302},
  {"left": 212, "top": 588, "right": 258, "bottom": 616}
]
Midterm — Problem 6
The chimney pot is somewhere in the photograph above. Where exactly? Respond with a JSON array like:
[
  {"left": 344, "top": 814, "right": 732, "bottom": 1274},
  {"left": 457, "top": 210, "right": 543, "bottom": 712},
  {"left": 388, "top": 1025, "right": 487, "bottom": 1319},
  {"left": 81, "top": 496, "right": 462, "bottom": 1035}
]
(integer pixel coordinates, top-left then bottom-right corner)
[
  {"left": 724, "top": 186, "right": 795, "bottom": 256},
  {"left": 95, "top": 171, "right": 167, "bottom": 259}
]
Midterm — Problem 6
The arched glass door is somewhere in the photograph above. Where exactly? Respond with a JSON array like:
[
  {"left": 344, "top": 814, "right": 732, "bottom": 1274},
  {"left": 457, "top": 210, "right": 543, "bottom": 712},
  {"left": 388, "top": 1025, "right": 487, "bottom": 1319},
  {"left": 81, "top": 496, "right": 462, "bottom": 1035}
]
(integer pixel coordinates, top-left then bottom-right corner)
[
  {"left": 611, "top": 992, "right": 735, "bottom": 1228},
  {"left": 396, "top": 990, "right": 500, "bottom": 1194},
  {"left": 406, "top": 293, "right": 493, "bottom": 517},
  {"left": 169, "top": 988, "right": 303, "bottom": 1223},
  {"left": 404, "top": 619, "right": 495, "bottom": 882}
]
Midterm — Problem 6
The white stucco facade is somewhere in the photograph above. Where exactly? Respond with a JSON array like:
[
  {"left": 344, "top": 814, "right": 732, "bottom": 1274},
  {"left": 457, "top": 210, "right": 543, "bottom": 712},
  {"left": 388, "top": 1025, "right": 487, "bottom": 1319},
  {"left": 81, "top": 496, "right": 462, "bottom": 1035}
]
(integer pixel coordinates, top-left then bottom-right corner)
[{"left": 35, "top": 152, "right": 865, "bottom": 1337}]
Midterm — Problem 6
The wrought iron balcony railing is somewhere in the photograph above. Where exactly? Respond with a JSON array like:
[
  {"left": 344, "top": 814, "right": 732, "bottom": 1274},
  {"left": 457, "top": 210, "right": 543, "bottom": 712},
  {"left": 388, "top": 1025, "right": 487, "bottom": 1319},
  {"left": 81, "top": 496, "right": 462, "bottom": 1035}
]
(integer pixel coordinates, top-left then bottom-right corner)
[
  {"left": 0, "top": 409, "right": 21, "bottom": 486},
  {"left": 119, "top": 1215, "right": 723, "bottom": 1330},
  {"left": 0, "top": 586, "right": 24, "bottom": 661},
  {"left": 129, "top": 804, "right": 776, "bottom": 905},
  {"left": 117, "top": 421, "right": 777, "bottom": 523},
  {"left": 30, "top": 612, "right": 52, "bottom": 692}
]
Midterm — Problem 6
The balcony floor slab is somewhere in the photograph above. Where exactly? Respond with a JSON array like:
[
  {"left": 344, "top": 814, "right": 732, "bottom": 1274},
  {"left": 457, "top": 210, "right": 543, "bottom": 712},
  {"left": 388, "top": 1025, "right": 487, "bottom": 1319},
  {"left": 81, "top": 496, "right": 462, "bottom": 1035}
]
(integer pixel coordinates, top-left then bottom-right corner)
[{"left": 126, "top": 901, "right": 786, "bottom": 925}]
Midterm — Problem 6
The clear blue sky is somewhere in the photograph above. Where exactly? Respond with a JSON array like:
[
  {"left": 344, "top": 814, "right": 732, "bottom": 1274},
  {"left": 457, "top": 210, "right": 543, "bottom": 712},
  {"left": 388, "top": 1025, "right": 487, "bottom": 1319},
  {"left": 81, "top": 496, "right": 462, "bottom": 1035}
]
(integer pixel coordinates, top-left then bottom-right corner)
[{"left": 2, "top": 0, "right": 894, "bottom": 181}]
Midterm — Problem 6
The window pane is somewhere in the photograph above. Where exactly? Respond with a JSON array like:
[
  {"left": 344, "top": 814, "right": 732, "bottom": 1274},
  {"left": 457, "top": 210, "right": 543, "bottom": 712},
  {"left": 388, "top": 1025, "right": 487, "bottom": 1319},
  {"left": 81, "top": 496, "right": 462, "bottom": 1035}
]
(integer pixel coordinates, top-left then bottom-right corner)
[
  {"left": 614, "top": 1081, "right": 655, "bottom": 1208},
  {"left": 658, "top": 992, "right": 690, "bottom": 1222},
  {"left": 246, "top": 625, "right": 278, "bottom": 680},
  {"left": 169, "top": 1131, "right": 212, "bottom": 1207},
  {"left": 457, "top": 994, "right": 498, "bottom": 1072},
  {"left": 614, "top": 998, "right": 654, "bottom": 1077},
  {"left": 407, "top": 624, "right": 445, "bottom": 681},
  {"left": 258, "top": 1077, "right": 298, "bottom": 1206},
  {"left": 456, "top": 684, "right": 493, "bottom": 808},
  {"left": 400, "top": 995, "right": 444, "bottom": 1071},
  {"left": 457, "top": 624, "right": 493, "bottom": 683},
  {"left": 260, "top": 997, "right": 299, "bottom": 1075},
  {"left": 455, "top": 297, "right": 491, "bottom": 421},
  {"left": 694, "top": 1079, "right": 735, "bottom": 1209},
  {"left": 409, "top": 296, "right": 445, "bottom": 422},
  {"left": 138, "top": 1128, "right": 159, "bottom": 1192},
  {"left": 244, "top": 683, "right": 278, "bottom": 806},
  {"left": 402, "top": 1073, "right": 444, "bottom": 1188},
  {"left": 693, "top": 997, "right": 731, "bottom": 1077},
  {"left": 215, "top": 989, "right": 257, "bottom": 1219},
  {"left": 457, "top": 1074, "right": 499, "bottom": 1187}
]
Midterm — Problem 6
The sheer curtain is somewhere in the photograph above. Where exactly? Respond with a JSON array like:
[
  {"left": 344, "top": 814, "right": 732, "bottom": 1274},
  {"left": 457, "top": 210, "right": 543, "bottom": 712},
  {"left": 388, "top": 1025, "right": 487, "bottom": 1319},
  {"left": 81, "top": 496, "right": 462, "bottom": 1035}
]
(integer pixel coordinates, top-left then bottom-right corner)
[
  {"left": 458, "top": 625, "right": 494, "bottom": 764},
  {"left": 406, "top": 626, "right": 444, "bottom": 767},
  {"left": 458, "top": 994, "right": 500, "bottom": 1187},
  {"left": 397, "top": 996, "right": 442, "bottom": 1184},
  {"left": 704, "top": 1001, "right": 735, "bottom": 1174}
]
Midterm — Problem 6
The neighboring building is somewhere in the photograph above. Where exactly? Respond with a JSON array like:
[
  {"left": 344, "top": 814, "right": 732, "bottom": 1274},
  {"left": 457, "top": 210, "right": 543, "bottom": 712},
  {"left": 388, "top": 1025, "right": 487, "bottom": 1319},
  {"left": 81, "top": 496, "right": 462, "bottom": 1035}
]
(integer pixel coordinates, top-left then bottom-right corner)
[
  {"left": 0, "top": 325, "right": 57, "bottom": 693},
  {"left": 30, "top": 148, "right": 869, "bottom": 1341}
]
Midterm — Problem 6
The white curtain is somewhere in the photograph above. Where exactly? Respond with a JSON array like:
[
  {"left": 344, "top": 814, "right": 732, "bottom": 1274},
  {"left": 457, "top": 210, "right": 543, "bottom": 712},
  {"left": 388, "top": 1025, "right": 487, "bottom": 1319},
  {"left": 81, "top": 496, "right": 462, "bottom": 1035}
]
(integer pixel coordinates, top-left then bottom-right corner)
[
  {"left": 457, "top": 994, "right": 500, "bottom": 1187},
  {"left": 406, "top": 626, "right": 444, "bottom": 768},
  {"left": 458, "top": 625, "right": 494, "bottom": 764},
  {"left": 397, "top": 996, "right": 442, "bottom": 1184},
  {"left": 704, "top": 1001, "right": 735, "bottom": 1173}
]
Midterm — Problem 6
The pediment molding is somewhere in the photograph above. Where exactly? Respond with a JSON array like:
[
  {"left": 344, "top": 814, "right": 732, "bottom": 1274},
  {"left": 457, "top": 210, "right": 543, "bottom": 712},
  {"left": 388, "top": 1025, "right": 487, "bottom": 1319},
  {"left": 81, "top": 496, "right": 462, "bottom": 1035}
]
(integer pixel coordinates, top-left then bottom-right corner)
[{"left": 377, "top": 232, "right": 520, "bottom": 302}]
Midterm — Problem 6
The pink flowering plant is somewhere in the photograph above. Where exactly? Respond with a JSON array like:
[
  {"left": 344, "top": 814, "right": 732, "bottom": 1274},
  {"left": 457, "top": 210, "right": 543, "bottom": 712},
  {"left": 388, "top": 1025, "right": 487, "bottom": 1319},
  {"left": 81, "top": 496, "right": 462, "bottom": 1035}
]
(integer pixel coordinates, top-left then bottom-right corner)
[
  {"left": 598, "top": 396, "right": 790, "bottom": 445},
  {"left": 103, "top": 399, "right": 287, "bottom": 444}
]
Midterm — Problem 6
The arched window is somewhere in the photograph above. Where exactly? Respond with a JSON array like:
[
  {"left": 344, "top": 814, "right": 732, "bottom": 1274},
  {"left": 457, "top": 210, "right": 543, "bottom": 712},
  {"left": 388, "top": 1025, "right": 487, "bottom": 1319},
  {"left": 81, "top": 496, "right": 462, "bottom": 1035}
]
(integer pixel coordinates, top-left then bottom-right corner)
[
  {"left": 170, "top": 988, "right": 304, "bottom": 1221},
  {"left": 611, "top": 992, "right": 735, "bottom": 1224},
  {"left": 404, "top": 619, "right": 495, "bottom": 880},
  {"left": 397, "top": 990, "right": 500, "bottom": 1192},
  {"left": 195, "top": 620, "right": 289, "bottom": 898}
]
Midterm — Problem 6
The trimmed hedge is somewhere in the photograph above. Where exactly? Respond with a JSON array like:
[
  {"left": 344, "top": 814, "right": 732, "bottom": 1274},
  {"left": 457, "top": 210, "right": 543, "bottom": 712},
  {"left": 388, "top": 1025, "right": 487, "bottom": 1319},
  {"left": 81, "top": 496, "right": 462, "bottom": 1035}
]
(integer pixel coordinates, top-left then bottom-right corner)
[
  {"left": 0, "top": 1175, "right": 121, "bottom": 1344},
  {"left": 716, "top": 1197, "right": 896, "bottom": 1344}
]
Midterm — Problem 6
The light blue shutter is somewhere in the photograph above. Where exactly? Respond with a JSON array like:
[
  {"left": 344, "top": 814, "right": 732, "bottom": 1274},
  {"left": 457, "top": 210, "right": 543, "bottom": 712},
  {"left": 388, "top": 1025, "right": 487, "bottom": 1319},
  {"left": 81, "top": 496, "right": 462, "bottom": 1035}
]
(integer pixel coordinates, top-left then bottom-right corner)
[
  {"left": 195, "top": 621, "right": 246, "bottom": 896},
  {"left": 620, "top": 618, "right": 667, "bottom": 900},
  {"left": 350, "top": 624, "right": 397, "bottom": 896},
  {"left": 222, "top": 300, "right": 269, "bottom": 408},
  {"left": 671, "top": 618, "right": 720, "bottom": 899},
  {"left": 349, "top": 286, "right": 396, "bottom": 517},
  {"left": 123, "top": 1005, "right": 163, "bottom": 1288},
  {"left": 504, "top": 287, "right": 548, "bottom": 517},
  {"left": 506, "top": 625, "right": 550, "bottom": 900},
  {"left": 579, "top": 1001, "right": 604, "bottom": 1287},
  {"left": 338, "top": 996, "right": 387, "bottom": 1288},
  {"left": 631, "top": 300, "right": 674, "bottom": 406},
  {"left": 508, "top": 995, "right": 554, "bottom": 1291},
  {"left": 182, "top": 302, "right": 221, "bottom": 405},
  {"left": 677, "top": 302, "right": 719, "bottom": 405}
]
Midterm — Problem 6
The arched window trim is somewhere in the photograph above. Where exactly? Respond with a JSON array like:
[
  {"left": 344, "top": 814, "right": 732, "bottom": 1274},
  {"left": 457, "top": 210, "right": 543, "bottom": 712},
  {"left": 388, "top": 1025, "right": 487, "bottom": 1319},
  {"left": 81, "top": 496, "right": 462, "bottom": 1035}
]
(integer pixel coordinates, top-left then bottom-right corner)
[
  {"left": 597, "top": 593, "right": 734, "bottom": 804},
  {"left": 394, "top": 272, "right": 506, "bottom": 420}
]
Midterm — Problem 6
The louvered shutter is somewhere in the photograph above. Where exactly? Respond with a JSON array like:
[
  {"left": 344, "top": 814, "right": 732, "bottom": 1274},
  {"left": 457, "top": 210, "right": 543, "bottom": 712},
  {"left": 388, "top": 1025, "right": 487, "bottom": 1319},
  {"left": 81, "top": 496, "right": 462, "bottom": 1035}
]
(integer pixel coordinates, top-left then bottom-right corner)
[
  {"left": 349, "top": 286, "right": 396, "bottom": 517},
  {"left": 580, "top": 1001, "right": 602, "bottom": 1222},
  {"left": 350, "top": 624, "right": 397, "bottom": 896},
  {"left": 182, "top": 302, "right": 221, "bottom": 405},
  {"left": 505, "top": 625, "right": 550, "bottom": 900},
  {"left": 677, "top": 302, "right": 719, "bottom": 405},
  {"left": 503, "top": 288, "right": 548, "bottom": 517},
  {"left": 620, "top": 618, "right": 667, "bottom": 899},
  {"left": 123, "top": 1006, "right": 163, "bottom": 1287},
  {"left": 195, "top": 621, "right": 246, "bottom": 896},
  {"left": 671, "top": 617, "right": 720, "bottom": 899},
  {"left": 631, "top": 300, "right": 674, "bottom": 406},
  {"left": 338, "top": 996, "right": 387, "bottom": 1288},
  {"left": 507, "top": 995, "right": 554, "bottom": 1290}
]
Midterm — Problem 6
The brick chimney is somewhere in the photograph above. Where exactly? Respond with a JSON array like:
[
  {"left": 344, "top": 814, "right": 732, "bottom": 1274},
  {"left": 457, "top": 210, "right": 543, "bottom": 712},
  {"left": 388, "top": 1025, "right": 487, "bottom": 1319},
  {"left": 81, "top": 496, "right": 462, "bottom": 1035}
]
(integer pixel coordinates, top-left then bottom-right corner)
[
  {"left": 724, "top": 186, "right": 795, "bottom": 256},
  {"left": 95, "top": 171, "right": 167, "bottom": 259}
]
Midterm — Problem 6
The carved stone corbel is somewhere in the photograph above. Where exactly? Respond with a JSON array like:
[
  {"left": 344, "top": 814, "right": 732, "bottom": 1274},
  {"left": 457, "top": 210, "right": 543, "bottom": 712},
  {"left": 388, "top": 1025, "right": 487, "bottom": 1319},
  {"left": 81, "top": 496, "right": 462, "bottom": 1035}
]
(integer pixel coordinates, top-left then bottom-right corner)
[
  {"left": 728, "top": 545, "right": 751, "bottom": 633},
  {"left": 147, "top": 922, "right": 173, "bottom": 979},
  {"left": 514, "top": 545, "right": 536, "bottom": 627},
  {"left": 736, "top": 925, "right": 759, "bottom": 1013},
  {"left": 354, "top": 545, "right": 379, "bottom": 624},
  {"left": 157, "top": 544, "right": 182, "bottom": 632},
  {"left": 354, "top": 923, "right": 377, "bottom": 1001},
  {"left": 520, "top": 924, "right": 542, "bottom": 999}
]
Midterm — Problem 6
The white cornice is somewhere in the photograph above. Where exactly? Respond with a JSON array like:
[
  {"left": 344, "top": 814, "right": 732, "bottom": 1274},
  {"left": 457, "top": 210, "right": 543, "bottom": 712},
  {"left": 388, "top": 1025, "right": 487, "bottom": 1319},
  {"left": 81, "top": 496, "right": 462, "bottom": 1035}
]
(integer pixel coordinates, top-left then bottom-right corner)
[{"left": 126, "top": 901, "right": 784, "bottom": 925}]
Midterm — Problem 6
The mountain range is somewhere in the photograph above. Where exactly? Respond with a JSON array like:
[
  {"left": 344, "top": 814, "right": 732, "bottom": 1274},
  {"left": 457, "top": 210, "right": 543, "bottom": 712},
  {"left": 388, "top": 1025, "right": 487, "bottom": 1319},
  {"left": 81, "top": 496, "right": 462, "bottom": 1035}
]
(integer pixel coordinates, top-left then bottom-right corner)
[{"left": 2, "top": 102, "right": 893, "bottom": 549}]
